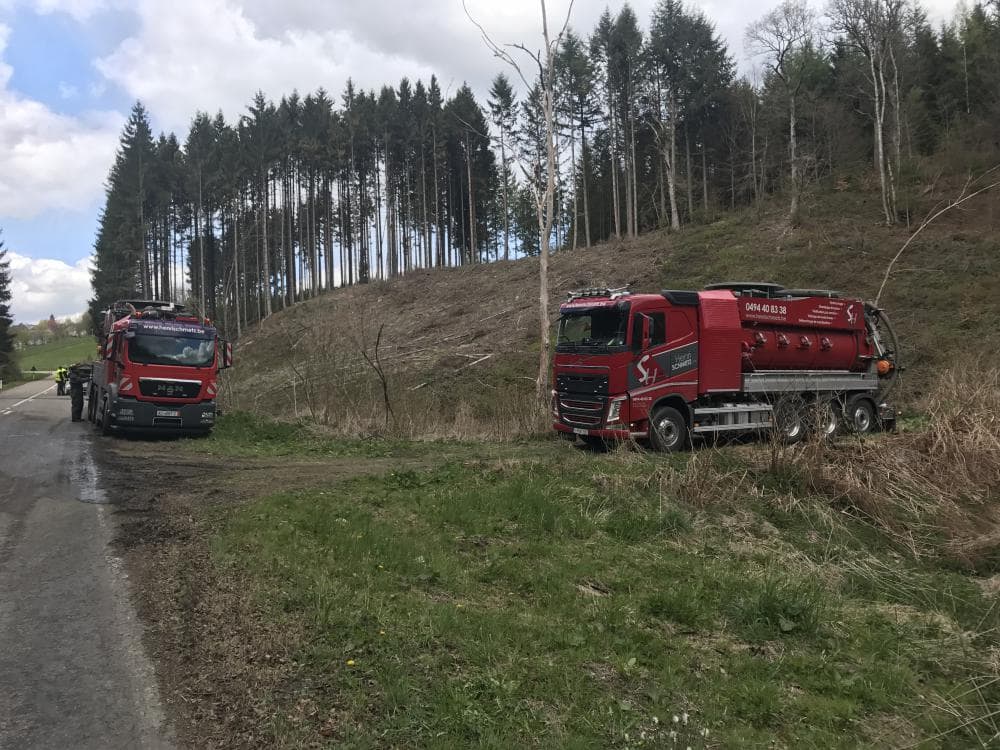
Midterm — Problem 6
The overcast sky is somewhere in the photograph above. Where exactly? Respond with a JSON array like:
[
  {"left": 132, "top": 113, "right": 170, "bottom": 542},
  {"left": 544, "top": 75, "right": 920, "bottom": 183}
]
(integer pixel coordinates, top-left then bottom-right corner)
[{"left": 0, "top": 0, "right": 962, "bottom": 323}]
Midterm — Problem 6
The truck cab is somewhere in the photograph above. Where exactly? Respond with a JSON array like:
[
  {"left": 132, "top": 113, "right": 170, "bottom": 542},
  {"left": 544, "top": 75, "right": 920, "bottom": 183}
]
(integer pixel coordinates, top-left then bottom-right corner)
[
  {"left": 89, "top": 301, "right": 233, "bottom": 435},
  {"left": 552, "top": 288, "right": 696, "bottom": 444}
]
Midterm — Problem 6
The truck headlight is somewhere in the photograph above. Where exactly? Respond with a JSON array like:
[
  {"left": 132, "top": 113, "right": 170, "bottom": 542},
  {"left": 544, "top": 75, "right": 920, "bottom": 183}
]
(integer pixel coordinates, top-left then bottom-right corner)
[{"left": 607, "top": 398, "right": 625, "bottom": 424}]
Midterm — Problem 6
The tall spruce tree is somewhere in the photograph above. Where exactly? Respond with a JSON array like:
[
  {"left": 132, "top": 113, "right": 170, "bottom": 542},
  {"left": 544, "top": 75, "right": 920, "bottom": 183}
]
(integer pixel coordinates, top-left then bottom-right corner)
[
  {"left": 488, "top": 74, "right": 517, "bottom": 260},
  {"left": 0, "top": 233, "right": 17, "bottom": 381},
  {"left": 89, "top": 101, "right": 156, "bottom": 332}
]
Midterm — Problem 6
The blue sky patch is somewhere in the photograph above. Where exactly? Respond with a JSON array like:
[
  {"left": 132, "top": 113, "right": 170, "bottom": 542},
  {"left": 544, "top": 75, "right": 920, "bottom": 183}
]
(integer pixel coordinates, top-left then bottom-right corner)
[{"left": 4, "top": 5, "right": 132, "bottom": 115}]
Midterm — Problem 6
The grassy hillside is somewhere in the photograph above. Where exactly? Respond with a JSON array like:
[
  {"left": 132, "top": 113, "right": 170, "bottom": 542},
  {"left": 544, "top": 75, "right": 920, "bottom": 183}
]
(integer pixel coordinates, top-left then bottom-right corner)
[
  {"left": 16, "top": 337, "right": 97, "bottom": 372},
  {"left": 224, "top": 178, "right": 1000, "bottom": 436}
]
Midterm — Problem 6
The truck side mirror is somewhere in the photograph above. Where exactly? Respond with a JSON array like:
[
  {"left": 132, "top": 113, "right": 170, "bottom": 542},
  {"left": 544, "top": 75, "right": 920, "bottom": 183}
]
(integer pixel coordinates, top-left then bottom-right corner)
[
  {"left": 641, "top": 315, "right": 652, "bottom": 352},
  {"left": 219, "top": 340, "right": 234, "bottom": 369},
  {"left": 104, "top": 335, "right": 115, "bottom": 360}
]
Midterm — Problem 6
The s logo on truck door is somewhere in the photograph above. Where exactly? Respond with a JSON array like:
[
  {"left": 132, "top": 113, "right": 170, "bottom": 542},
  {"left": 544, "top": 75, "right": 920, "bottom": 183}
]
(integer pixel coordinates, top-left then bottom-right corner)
[{"left": 636, "top": 355, "right": 655, "bottom": 385}]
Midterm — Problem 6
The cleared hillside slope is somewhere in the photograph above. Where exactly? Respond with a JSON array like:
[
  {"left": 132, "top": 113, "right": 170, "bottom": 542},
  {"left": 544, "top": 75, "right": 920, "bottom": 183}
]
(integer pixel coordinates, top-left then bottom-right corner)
[{"left": 225, "top": 181, "right": 1000, "bottom": 437}]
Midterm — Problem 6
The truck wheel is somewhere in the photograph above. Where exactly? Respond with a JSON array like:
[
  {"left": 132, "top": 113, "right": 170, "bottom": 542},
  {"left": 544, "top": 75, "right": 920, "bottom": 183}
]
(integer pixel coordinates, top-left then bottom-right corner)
[
  {"left": 814, "top": 400, "right": 841, "bottom": 439},
  {"left": 846, "top": 396, "right": 876, "bottom": 435},
  {"left": 772, "top": 397, "right": 806, "bottom": 444},
  {"left": 649, "top": 406, "right": 689, "bottom": 452},
  {"left": 100, "top": 397, "right": 113, "bottom": 436}
]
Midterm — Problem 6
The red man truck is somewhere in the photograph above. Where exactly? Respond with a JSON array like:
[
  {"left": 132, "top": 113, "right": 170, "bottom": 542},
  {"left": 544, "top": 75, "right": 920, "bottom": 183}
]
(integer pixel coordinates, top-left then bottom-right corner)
[
  {"left": 88, "top": 300, "right": 233, "bottom": 435},
  {"left": 552, "top": 283, "right": 898, "bottom": 451}
]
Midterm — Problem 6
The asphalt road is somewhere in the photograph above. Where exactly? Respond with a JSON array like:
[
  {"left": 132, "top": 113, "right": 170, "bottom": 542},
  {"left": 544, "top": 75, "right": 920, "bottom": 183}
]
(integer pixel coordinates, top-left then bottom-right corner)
[{"left": 0, "top": 379, "right": 173, "bottom": 749}]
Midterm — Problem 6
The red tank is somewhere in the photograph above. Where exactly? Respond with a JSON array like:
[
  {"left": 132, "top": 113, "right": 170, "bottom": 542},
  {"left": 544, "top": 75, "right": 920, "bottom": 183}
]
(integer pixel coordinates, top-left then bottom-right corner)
[{"left": 733, "top": 291, "right": 874, "bottom": 372}]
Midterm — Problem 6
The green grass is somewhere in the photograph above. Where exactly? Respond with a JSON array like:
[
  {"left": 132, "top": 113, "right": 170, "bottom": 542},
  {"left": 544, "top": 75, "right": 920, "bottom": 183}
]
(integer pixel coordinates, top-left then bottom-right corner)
[
  {"left": 189, "top": 410, "right": 413, "bottom": 458},
  {"left": 214, "top": 454, "right": 1000, "bottom": 748},
  {"left": 16, "top": 337, "right": 97, "bottom": 371}
]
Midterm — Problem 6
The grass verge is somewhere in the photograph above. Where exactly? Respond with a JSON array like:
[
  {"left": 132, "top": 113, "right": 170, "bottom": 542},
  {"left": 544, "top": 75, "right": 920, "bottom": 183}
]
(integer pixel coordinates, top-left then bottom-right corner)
[
  {"left": 193, "top": 411, "right": 417, "bottom": 459},
  {"left": 213, "top": 450, "right": 1000, "bottom": 748}
]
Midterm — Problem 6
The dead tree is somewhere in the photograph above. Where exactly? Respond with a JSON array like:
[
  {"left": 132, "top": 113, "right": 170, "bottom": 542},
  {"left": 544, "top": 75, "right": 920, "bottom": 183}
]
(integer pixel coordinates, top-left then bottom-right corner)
[
  {"left": 829, "top": 0, "right": 906, "bottom": 226},
  {"left": 746, "top": 0, "right": 816, "bottom": 227},
  {"left": 465, "top": 0, "right": 575, "bottom": 399},
  {"left": 358, "top": 322, "right": 395, "bottom": 429}
]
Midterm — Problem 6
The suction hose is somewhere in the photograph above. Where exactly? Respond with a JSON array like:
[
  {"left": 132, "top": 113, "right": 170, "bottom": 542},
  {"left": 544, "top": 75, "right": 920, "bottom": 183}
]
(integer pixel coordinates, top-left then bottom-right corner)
[{"left": 865, "top": 302, "right": 900, "bottom": 400}]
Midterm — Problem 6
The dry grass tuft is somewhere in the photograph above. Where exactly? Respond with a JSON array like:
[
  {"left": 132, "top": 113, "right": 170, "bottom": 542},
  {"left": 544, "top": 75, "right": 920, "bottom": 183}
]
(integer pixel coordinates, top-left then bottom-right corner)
[{"left": 798, "top": 363, "right": 1000, "bottom": 567}]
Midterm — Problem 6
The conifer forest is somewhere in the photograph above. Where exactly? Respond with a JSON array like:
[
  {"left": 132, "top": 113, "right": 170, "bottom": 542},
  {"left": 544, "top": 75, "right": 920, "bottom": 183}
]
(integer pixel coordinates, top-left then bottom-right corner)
[{"left": 88, "top": 0, "right": 1000, "bottom": 336}]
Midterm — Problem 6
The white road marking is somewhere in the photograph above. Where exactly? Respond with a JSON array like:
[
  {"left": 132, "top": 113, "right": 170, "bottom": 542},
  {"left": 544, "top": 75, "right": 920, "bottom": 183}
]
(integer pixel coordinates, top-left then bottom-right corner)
[{"left": 2, "top": 384, "right": 57, "bottom": 413}]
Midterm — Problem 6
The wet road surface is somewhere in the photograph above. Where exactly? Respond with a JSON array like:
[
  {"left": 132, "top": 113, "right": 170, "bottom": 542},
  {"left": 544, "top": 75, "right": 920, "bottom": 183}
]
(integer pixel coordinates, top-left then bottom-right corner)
[{"left": 0, "top": 380, "right": 173, "bottom": 749}]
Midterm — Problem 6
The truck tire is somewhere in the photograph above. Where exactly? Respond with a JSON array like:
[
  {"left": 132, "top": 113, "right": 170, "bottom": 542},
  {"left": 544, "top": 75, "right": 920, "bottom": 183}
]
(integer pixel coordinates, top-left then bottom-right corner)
[
  {"left": 649, "top": 406, "right": 689, "bottom": 452},
  {"left": 772, "top": 397, "right": 807, "bottom": 444},
  {"left": 100, "top": 397, "right": 113, "bottom": 436},
  {"left": 846, "top": 396, "right": 876, "bottom": 435},
  {"left": 812, "top": 399, "right": 841, "bottom": 439}
]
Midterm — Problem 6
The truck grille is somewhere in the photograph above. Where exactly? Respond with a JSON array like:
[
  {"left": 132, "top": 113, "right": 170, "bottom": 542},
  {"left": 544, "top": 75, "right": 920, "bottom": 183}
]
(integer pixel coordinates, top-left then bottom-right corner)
[
  {"left": 138, "top": 379, "right": 201, "bottom": 399},
  {"left": 558, "top": 396, "right": 606, "bottom": 428},
  {"left": 555, "top": 373, "right": 609, "bottom": 395}
]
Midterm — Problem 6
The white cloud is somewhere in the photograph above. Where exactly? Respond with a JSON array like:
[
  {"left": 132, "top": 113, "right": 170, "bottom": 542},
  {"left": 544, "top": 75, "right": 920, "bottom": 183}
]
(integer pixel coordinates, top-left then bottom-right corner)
[
  {"left": 6, "top": 249, "right": 91, "bottom": 323},
  {"left": 95, "top": 0, "right": 440, "bottom": 132},
  {"left": 58, "top": 81, "right": 78, "bottom": 99},
  {"left": 94, "top": 0, "right": 965, "bottom": 136},
  {"left": 30, "top": 0, "right": 109, "bottom": 21},
  {"left": 0, "top": 24, "right": 122, "bottom": 219}
]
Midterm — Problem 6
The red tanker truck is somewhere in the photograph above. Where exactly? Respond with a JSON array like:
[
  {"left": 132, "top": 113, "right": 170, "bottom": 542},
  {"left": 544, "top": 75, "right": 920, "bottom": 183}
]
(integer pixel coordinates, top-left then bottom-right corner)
[
  {"left": 552, "top": 283, "right": 899, "bottom": 451},
  {"left": 88, "top": 300, "right": 233, "bottom": 435}
]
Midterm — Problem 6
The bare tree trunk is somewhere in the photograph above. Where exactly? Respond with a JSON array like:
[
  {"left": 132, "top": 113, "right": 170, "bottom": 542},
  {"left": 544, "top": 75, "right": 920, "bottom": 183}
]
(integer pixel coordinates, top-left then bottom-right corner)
[
  {"left": 661, "top": 96, "right": 681, "bottom": 231},
  {"left": 685, "top": 127, "right": 693, "bottom": 220},
  {"left": 421, "top": 148, "right": 430, "bottom": 268},
  {"left": 750, "top": 102, "right": 760, "bottom": 206},
  {"left": 466, "top": 132, "right": 476, "bottom": 263},
  {"left": 702, "top": 147, "right": 709, "bottom": 212},
  {"left": 581, "top": 122, "right": 591, "bottom": 248},
  {"left": 570, "top": 132, "right": 578, "bottom": 250},
  {"left": 500, "top": 134, "right": 510, "bottom": 260},
  {"left": 789, "top": 93, "right": 800, "bottom": 226},
  {"left": 377, "top": 141, "right": 386, "bottom": 279},
  {"left": 609, "top": 89, "right": 621, "bottom": 239},
  {"left": 535, "top": 0, "right": 560, "bottom": 399},
  {"left": 233, "top": 199, "right": 241, "bottom": 337},
  {"left": 630, "top": 116, "right": 639, "bottom": 237},
  {"left": 198, "top": 171, "right": 206, "bottom": 316},
  {"left": 870, "top": 53, "right": 892, "bottom": 226},
  {"left": 261, "top": 172, "right": 272, "bottom": 317}
]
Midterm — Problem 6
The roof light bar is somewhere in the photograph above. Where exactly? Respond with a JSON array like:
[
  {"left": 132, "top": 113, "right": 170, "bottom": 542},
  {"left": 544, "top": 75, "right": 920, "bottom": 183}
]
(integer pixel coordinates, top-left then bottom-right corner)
[{"left": 565, "top": 286, "right": 632, "bottom": 302}]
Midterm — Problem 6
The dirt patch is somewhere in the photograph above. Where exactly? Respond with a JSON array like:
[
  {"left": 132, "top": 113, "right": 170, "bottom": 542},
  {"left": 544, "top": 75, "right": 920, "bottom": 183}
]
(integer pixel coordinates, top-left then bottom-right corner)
[{"left": 98, "top": 442, "right": 428, "bottom": 748}]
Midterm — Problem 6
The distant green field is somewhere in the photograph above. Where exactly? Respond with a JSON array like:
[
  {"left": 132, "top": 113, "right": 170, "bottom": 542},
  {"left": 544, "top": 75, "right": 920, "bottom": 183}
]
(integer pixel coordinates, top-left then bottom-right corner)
[{"left": 16, "top": 337, "right": 98, "bottom": 372}]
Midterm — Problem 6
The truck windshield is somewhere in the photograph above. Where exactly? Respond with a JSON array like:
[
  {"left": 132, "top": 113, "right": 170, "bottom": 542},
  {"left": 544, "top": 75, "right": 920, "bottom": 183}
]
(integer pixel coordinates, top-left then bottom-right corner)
[
  {"left": 557, "top": 308, "right": 628, "bottom": 350},
  {"left": 128, "top": 335, "right": 215, "bottom": 367}
]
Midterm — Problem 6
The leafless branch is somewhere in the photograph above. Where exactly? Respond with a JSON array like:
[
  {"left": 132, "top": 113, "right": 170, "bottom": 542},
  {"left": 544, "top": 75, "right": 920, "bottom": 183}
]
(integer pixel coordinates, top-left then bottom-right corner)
[
  {"left": 876, "top": 165, "right": 1000, "bottom": 305},
  {"left": 462, "top": 1, "right": 533, "bottom": 90},
  {"left": 357, "top": 322, "right": 395, "bottom": 428}
]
